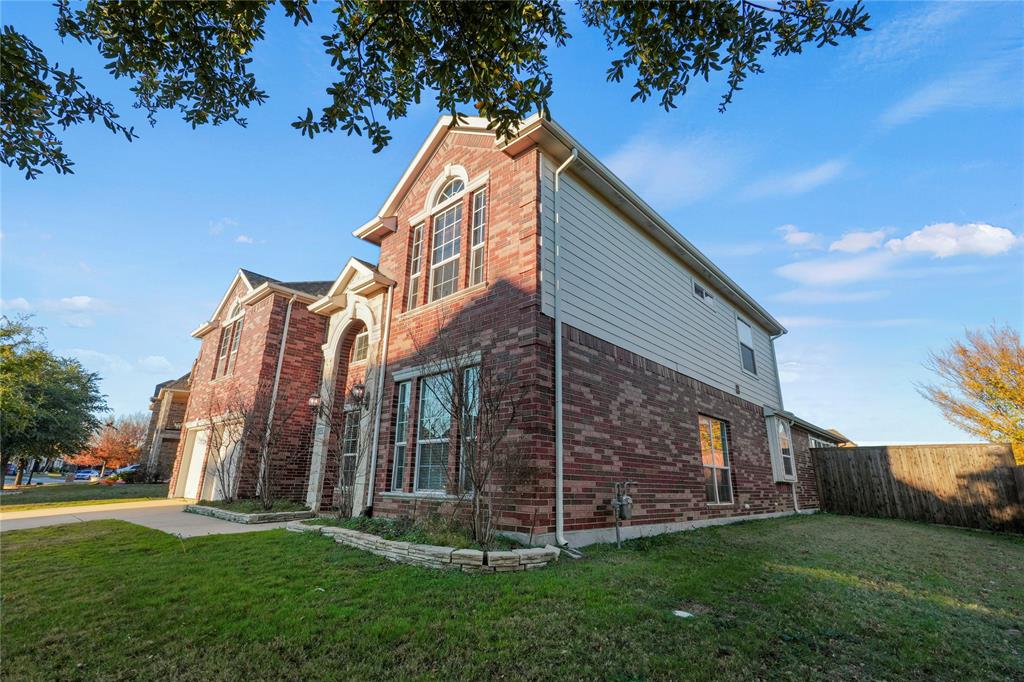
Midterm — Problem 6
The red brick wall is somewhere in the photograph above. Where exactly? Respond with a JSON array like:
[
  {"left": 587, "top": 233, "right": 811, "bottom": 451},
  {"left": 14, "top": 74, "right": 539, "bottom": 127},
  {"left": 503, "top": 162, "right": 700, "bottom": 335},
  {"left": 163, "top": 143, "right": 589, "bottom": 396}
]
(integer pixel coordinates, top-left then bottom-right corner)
[
  {"left": 559, "top": 325, "right": 816, "bottom": 534},
  {"left": 168, "top": 285, "right": 327, "bottom": 503},
  {"left": 367, "top": 132, "right": 555, "bottom": 536},
  {"left": 789, "top": 425, "right": 822, "bottom": 510}
]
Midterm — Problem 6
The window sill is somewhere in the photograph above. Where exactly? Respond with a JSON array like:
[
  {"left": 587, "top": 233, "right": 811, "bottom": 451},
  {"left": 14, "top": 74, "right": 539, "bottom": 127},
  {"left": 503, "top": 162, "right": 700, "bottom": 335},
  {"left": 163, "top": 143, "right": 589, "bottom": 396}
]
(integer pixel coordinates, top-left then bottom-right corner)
[
  {"left": 706, "top": 502, "right": 736, "bottom": 508},
  {"left": 380, "top": 490, "right": 470, "bottom": 502},
  {"left": 400, "top": 282, "right": 488, "bottom": 319}
]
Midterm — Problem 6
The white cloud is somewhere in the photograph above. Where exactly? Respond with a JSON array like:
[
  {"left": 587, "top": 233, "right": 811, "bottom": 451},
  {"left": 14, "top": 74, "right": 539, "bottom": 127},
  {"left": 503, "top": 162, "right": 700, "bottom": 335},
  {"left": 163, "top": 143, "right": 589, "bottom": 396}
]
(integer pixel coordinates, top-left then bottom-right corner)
[
  {"left": 880, "top": 57, "right": 1021, "bottom": 128},
  {"left": 606, "top": 132, "right": 738, "bottom": 208},
  {"left": 69, "top": 349, "right": 133, "bottom": 373},
  {"left": 775, "top": 251, "right": 896, "bottom": 287},
  {"left": 773, "top": 289, "right": 888, "bottom": 304},
  {"left": 743, "top": 159, "right": 847, "bottom": 199},
  {"left": 64, "top": 314, "right": 96, "bottom": 329},
  {"left": 849, "top": 3, "right": 967, "bottom": 68},
  {"left": 830, "top": 230, "right": 887, "bottom": 253},
  {"left": 778, "top": 316, "right": 927, "bottom": 330},
  {"left": 209, "top": 217, "right": 239, "bottom": 236},
  {"left": 885, "top": 222, "right": 1021, "bottom": 258},
  {"left": 0, "top": 297, "right": 32, "bottom": 311},
  {"left": 235, "top": 234, "right": 254, "bottom": 244},
  {"left": 138, "top": 355, "right": 174, "bottom": 374},
  {"left": 45, "top": 295, "right": 110, "bottom": 312},
  {"left": 777, "top": 224, "right": 823, "bottom": 249}
]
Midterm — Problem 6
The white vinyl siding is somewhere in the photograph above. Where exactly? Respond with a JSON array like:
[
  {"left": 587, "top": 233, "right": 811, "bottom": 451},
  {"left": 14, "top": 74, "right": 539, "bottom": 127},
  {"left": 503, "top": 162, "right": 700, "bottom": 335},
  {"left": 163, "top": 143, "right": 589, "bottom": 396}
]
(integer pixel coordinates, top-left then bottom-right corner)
[{"left": 540, "top": 157, "right": 781, "bottom": 409}]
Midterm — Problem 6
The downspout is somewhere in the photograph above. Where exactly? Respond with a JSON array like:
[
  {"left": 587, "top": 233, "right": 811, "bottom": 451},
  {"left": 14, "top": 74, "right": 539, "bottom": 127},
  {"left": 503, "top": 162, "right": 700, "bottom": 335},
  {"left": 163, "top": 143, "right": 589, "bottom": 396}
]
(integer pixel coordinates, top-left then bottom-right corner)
[
  {"left": 769, "top": 331, "right": 800, "bottom": 513},
  {"left": 365, "top": 284, "right": 394, "bottom": 511},
  {"left": 553, "top": 148, "right": 578, "bottom": 547},
  {"left": 259, "top": 295, "right": 296, "bottom": 492}
]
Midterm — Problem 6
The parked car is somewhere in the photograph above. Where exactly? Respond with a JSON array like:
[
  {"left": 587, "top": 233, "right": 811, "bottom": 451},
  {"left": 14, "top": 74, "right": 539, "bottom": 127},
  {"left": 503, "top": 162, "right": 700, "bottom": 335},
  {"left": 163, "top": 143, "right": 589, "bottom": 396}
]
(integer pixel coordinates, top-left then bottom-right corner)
[{"left": 74, "top": 469, "right": 100, "bottom": 481}]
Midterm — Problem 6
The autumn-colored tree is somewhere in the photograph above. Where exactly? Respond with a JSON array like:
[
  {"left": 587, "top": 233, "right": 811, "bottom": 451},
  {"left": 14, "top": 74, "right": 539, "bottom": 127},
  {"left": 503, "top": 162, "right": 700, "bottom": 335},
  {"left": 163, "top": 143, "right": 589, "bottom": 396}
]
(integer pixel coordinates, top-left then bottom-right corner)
[
  {"left": 920, "top": 324, "right": 1024, "bottom": 459},
  {"left": 70, "top": 413, "right": 149, "bottom": 476}
]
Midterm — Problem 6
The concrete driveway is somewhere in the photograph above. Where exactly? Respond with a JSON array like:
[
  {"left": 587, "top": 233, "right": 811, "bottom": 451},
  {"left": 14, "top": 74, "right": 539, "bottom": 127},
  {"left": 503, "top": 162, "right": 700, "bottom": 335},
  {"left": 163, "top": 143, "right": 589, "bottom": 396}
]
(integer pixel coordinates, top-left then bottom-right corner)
[{"left": 0, "top": 499, "right": 292, "bottom": 537}]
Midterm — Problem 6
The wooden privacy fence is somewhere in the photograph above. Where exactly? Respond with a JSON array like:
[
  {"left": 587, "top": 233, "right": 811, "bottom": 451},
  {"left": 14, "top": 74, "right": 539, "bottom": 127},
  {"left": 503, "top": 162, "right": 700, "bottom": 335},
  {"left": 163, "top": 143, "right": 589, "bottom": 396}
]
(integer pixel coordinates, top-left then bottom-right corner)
[{"left": 813, "top": 444, "right": 1024, "bottom": 533}]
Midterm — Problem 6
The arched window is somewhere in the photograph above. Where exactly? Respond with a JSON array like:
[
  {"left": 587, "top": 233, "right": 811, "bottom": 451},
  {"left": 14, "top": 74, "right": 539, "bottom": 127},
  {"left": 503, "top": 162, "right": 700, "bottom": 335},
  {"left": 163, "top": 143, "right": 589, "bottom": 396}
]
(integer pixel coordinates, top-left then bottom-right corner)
[{"left": 435, "top": 178, "right": 465, "bottom": 206}]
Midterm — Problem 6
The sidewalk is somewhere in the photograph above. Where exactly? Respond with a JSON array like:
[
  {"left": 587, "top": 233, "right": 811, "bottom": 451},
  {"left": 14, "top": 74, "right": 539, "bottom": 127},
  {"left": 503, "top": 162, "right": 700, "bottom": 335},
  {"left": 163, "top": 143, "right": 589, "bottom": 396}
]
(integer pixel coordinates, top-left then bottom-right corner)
[{"left": 0, "top": 499, "right": 292, "bottom": 537}]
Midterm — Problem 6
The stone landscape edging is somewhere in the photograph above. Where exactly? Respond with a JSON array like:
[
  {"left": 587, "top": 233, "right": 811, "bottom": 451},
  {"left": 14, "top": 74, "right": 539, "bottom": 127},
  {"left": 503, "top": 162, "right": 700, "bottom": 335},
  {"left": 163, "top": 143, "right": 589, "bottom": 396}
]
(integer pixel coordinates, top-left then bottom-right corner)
[
  {"left": 185, "top": 504, "right": 314, "bottom": 524},
  {"left": 286, "top": 520, "right": 560, "bottom": 572}
]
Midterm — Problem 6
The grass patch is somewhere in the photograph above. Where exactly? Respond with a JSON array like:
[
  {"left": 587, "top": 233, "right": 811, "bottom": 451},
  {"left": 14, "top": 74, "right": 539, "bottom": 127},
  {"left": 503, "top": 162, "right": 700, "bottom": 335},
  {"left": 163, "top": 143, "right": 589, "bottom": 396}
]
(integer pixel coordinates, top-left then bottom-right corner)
[
  {"left": 0, "top": 483, "right": 168, "bottom": 512},
  {"left": 304, "top": 515, "right": 523, "bottom": 550},
  {"left": 2, "top": 515, "right": 1022, "bottom": 680},
  {"left": 197, "top": 498, "right": 308, "bottom": 514}
]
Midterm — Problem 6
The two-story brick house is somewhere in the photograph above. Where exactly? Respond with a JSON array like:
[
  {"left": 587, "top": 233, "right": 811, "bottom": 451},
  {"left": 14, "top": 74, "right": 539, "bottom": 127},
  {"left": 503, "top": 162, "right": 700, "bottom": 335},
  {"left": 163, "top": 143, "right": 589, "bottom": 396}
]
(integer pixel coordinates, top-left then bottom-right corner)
[
  {"left": 298, "top": 115, "right": 845, "bottom": 547},
  {"left": 167, "top": 269, "right": 332, "bottom": 502},
  {"left": 141, "top": 372, "right": 190, "bottom": 481}
]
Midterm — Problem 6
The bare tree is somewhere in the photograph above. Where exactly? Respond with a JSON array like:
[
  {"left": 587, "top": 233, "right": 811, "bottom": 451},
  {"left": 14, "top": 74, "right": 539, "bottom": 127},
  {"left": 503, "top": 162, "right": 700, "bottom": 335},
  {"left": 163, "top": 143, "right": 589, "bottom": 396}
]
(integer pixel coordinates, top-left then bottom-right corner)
[
  {"left": 195, "top": 388, "right": 246, "bottom": 503},
  {"left": 245, "top": 379, "right": 304, "bottom": 510},
  {"left": 194, "top": 379, "right": 304, "bottom": 509},
  {"left": 314, "top": 369, "right": 384, "bottom": 518},
  {"left": 410, "top": 310, "right": 531, "bottom": 546},
  {"left": 920, "top": 324, "right": 1024, "bottom": 455}
]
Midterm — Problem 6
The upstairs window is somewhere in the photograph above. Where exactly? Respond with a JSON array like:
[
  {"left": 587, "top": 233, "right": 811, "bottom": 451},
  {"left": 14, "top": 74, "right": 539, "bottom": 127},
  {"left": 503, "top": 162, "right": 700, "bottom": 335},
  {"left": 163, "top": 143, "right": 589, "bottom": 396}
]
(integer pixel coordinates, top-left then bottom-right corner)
[
  {"left": 407, "top": 224, "right": 423, "bottom": 309},
  {"left": 698, "top": 415, "right": 733, "bottom": 504},
  {"left": 214, "top": 314, "right": 244, "bottom": 379},
  {"left": 430, "top": 204, "right": 462, "bottom": 301},
  {"left": 736, "top": 318, "right": 757, "bottom": 375},
  {"left": 435, "top": 178, "right": 465, "bottom": 205},
  {"left": 469, "top": 189, "right": 487, "bottom": 286},
  {"left": 352, "top": 332, "right": 369, "bottom": 363},
  {"left": 693, "top": 281, "right": 714, "bottom": 306}
]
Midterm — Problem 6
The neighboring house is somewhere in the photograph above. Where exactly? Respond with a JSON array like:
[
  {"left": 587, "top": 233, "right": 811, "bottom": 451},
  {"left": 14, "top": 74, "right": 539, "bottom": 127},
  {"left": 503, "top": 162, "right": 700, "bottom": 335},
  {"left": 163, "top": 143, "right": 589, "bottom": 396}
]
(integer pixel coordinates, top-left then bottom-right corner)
[
  {"left": 141, "top": 372, "right": 190, "bottom": 481},
  {"left": 167, "top": 270, "right": 332, "bottom": 501},
  {"left": 298, "top": 115, "right": 844, "bottom": 546}
]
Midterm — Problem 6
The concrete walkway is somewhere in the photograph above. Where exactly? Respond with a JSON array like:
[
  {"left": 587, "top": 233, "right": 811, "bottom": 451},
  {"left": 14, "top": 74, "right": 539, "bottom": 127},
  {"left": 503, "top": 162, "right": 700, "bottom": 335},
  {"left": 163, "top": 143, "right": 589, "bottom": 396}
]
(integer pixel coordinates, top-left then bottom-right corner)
[{"left": 0, "top": 499, "right": 292, "bottom": 537}]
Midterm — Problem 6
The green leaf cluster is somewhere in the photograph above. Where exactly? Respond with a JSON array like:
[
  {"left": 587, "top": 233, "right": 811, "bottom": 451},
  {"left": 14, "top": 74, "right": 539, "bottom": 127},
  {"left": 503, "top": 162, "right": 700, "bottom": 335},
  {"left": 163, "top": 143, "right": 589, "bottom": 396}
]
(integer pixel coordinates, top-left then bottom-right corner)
[
  {"left": 0, "top": 317, "right": 108, "bottom": 474},
  {"left": 2, "top": 1, "right": 869, "bottom": 178}
]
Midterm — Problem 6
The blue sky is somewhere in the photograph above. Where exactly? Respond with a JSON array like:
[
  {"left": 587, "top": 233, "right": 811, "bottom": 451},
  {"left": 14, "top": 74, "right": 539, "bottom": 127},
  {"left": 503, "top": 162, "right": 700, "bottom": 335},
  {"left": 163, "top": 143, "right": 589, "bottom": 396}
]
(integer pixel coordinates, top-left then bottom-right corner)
[{"left": 2, "top": 2, "right": 1021, "bottom": 444}]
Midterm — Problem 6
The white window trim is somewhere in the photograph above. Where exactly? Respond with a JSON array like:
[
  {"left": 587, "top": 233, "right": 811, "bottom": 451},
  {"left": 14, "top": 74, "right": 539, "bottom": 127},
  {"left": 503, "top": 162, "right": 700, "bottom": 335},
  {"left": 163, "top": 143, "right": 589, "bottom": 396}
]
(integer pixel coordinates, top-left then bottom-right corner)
[
  {"left": 391, "top": 381, "right": 411, "bottom": 491},
  {"left": 428, "top": 203, "right": 462, "bottom": 302},
  {"left": 469, "top": 189, "right": 487, "bottom": 287},
  {"left": 352, "top": 331, "right": 370, "bottom": 363},
  {"left": 414, "top": 373, "right": 451, "bottom": 493},
  {"left": 736, "top": 316, "right": 758, "bottom": 377},
  {"left": 692, "top": 280, "right": 714, "bottom": 307},
  {"left": 699, "top": 415, "right": 734, "bottom": 505},
  {"left": 766, "top": 415, "right": 797, "bottom": 483},
  {"left": 407, "top": 224, "right": 424, "bottom": 310}
]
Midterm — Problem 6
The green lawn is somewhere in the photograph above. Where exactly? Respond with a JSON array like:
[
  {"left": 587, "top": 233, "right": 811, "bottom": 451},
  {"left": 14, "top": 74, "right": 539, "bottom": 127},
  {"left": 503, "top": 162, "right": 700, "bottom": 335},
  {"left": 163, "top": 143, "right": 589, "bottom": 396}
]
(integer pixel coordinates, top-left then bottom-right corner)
[
  {"left": 0, "top": 483, "right": 168, "bottom": 512},
  {"left": 1, "top": 515, "right": 1021, "bottom": 680}
]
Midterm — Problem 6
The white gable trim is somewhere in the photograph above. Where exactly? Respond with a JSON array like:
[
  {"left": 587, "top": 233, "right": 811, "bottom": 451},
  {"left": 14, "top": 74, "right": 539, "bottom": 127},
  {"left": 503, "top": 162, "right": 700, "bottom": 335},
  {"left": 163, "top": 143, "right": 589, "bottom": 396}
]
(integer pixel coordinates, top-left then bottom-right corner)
[
  {"left": 191, "top": 270, "right": 253, "bottom": 338},
  {"left": 308, "top": 257, "right": 394, "bottom": 316},
  {"left": 352, "top": 116, "right": 495, "bottom": 243}
]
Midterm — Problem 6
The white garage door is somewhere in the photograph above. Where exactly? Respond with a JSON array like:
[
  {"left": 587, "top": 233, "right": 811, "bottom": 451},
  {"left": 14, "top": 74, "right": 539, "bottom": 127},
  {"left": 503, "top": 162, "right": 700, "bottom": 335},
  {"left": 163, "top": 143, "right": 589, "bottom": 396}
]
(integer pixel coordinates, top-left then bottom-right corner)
[{"left": 182, "top": 430, "right": 210, "bottom": 500}]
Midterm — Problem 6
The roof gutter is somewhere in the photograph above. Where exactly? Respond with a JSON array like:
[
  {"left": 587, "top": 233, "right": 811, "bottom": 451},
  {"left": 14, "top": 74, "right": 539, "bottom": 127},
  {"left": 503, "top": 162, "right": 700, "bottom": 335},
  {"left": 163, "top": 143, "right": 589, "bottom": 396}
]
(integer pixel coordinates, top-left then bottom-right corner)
[{"left": 553, "top": 148, "right": 578, "bottom": 548}]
